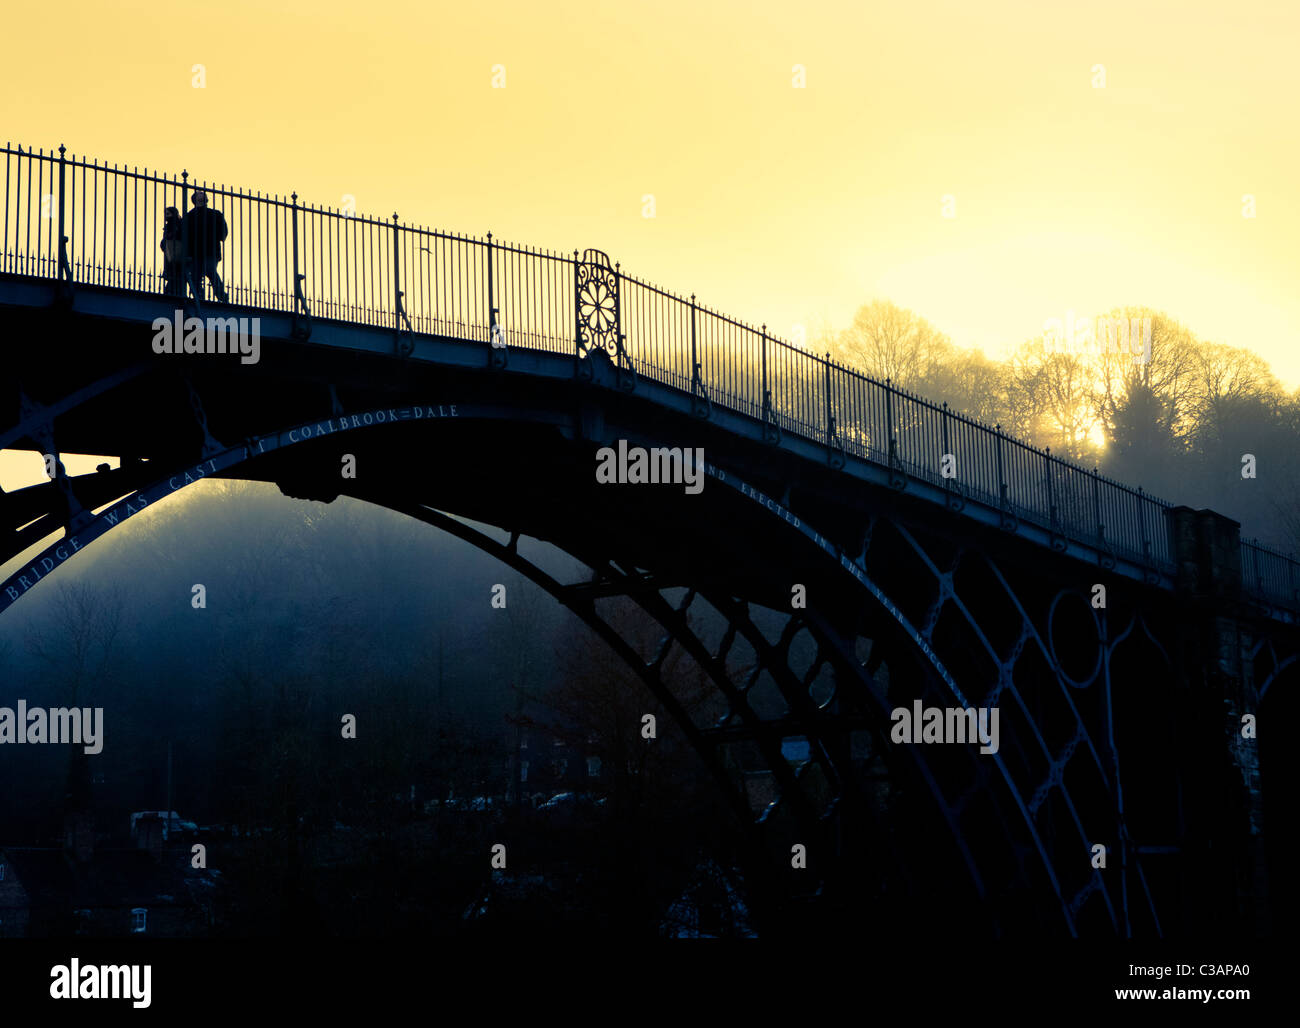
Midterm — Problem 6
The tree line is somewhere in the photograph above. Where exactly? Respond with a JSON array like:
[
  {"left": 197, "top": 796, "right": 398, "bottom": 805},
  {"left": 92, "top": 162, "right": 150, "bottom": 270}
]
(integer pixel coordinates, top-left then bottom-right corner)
[{"left": 824, "top": 300, "right": 1300, "bottom": 552}]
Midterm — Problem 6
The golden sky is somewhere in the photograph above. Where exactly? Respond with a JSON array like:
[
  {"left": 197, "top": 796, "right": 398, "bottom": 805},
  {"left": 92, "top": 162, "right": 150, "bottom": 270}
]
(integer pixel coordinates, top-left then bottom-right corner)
[{"left": 3, "top": 0, "right": 1298, "bottom": 489}]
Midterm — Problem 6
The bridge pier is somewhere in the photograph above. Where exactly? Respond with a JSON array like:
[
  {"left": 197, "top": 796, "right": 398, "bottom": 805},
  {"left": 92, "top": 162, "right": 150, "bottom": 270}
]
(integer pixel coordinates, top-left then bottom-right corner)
[{"left": 1166, "top": 506, "right": 1267, "bottom": 934}]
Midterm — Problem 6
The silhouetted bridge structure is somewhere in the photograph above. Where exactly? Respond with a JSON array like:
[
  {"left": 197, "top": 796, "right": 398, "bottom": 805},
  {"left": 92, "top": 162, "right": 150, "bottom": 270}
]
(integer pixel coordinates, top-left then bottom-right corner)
[{"left": 2, "top": 143, "right": 1298, "bottom": 939}]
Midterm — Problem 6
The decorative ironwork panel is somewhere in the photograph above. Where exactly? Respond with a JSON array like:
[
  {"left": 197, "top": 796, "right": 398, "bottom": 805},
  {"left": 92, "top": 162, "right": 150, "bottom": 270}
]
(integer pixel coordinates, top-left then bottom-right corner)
[{"left": 575, "top": 248, "right": 621, "bottom": 356}]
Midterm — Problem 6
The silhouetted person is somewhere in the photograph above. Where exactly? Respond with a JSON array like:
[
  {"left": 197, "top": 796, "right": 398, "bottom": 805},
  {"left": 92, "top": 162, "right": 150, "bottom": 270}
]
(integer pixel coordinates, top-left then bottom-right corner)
[
  {"left": 160, "top": 206, "right": 185, "bottom": 297},
  {"left": 184, "top": 189, "right": 229, "bottom": 303}
]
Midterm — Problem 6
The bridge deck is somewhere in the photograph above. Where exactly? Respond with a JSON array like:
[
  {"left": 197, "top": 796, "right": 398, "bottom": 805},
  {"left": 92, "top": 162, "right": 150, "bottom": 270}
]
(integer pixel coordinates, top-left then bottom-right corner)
[{"left": 1, "top": 141, "right": 1296, "bottom": 615}]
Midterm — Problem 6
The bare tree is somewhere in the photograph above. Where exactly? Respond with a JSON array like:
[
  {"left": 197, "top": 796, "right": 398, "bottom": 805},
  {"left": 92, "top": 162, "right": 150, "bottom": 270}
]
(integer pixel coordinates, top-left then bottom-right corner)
[
  {"left": 1004, "top": 337, "right": 1101, "bottom": 461},
  {"left": 26, "top": 580, "right": 124, "bottom": 705},
  {"left": 925, "top": 345, "right": 1008, "bottom": 425},
  {"left": 1189, "top": 341, "right": 1279, "bottom": 444},
  {"left": 832, "top": 299, "right": 952, "bottom": 387}
]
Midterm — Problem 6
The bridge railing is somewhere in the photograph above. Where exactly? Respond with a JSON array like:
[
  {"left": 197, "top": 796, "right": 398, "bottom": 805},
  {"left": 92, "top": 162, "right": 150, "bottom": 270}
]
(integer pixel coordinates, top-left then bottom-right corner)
[
  {"left": 618, "top": 266, "right": 1177, "bottom": 567},
  {"left": 1, "top": 145, "right": 299, "bottom": 309},
  {"left": 6, "top": 141, "right": 1300, "bottom": 594},
  {"left": 1242, "top": 538, "right": 1300, "bottom": 609}
]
